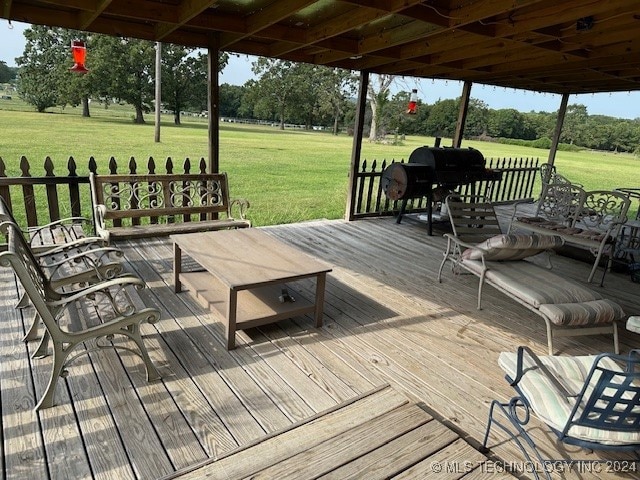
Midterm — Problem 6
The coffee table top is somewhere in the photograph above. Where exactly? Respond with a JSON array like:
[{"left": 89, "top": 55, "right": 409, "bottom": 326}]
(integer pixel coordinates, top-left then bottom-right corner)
[{"left": 171, "top": 229, "right": 332, "bottom": 289}]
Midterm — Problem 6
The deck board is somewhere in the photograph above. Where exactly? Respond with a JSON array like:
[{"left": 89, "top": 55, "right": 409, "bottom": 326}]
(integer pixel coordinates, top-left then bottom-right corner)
[{"left": 0, "top": 216, "right": 638, "bottom": 479}]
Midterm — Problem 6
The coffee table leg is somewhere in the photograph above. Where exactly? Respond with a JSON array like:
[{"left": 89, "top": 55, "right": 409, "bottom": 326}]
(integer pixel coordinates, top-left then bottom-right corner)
[
  {"left": 314, "top": 272, "right": 327, "bottom": 328},
  {"left": 173, "top": 242, "right": 182, "bottom": 293},
  {"left": 226, "top": 289, "right": 238, "bottom": 350}
]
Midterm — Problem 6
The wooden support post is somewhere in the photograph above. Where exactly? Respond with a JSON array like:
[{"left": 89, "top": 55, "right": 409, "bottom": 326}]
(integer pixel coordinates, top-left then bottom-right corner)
[
  {"left": 453, "top": 81, "right": 472, "bottom": 148},
  {"left": 207, "top": 34, "right": 220, "bottom": 174},
  {"left": 548, "top": 93, "right": 569, "bottom": 167},
  {"left": 345, "top": 70, "right": 369, "bottom": 221},
  {"left": 154, "top": 42, "right": 161, "bottom": 143}
]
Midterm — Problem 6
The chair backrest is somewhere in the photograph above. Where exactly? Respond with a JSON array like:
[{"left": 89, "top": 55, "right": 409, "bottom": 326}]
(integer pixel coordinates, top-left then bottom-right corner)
[
  {"left": 0, "top": 222, "right": 61, "bottom": 328},
  {"left": 536, "top": 182, "right": 586, "bottom": 225},
  {"left": 445, "top": 195, "right": 503, "bottom": 244},
  {"left": 577, "top": 190, "right": 631, "bottom": 235},
  {"left": 0, "top": 195, "right": 19, "bottom": 226},
  {"left": 563, "top": 351, "right": 640, "bottom": 442}
]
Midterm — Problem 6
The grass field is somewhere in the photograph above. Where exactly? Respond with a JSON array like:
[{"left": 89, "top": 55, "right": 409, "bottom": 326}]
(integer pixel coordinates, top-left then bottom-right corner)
[{"left": 0, "top": 99, "right": 638, "bottom": 226}]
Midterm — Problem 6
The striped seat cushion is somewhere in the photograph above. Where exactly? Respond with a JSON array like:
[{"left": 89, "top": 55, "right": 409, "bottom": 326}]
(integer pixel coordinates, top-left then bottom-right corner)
[
  {"left": 462, "top": 234, "right": 563, "bottom": 261},
  {"left": 462, "top": 261, "right": 602, "bottom": 307},
  {"left": 628, "top": 316, "right": 640, "bottom": 334},
  {"left": 539, "top": 299, "right": 625, "bottom": 326},
  {"left": 499, "top": 352, "right": 640, "bottom": 446}
]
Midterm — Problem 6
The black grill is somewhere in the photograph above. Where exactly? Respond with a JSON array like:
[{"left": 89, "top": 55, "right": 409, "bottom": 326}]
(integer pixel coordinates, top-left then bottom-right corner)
[{"left": 381, "top": 146, "right": 501, "bottom": 234}]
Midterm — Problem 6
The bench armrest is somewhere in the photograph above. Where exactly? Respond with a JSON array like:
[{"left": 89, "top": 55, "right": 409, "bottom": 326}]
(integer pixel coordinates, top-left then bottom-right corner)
[
  {"left": 93, "top": 204, "right": 110, "bottom": 243},
  {"left": 230, "top": 198, "right": 250, "bottom": 222}
]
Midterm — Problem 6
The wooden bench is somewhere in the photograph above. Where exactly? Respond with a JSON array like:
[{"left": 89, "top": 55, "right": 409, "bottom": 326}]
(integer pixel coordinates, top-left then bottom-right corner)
[
  {"left": 90, "top": 172, "right": 251, "bottom": 243},
  {"left": 509, "top": 183, "right": 631, "bottom": 285}
]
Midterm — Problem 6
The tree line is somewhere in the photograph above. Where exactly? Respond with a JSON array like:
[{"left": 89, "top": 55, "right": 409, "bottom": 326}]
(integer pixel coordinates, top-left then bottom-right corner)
[{"left": 11, "top": 26, "right": 640, "bottom": 153}]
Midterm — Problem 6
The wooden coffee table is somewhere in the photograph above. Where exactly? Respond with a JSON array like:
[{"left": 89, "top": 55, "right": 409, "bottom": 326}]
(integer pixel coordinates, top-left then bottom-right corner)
[{"left": 171, "top": 229, "right": 332, "bottom": 349}]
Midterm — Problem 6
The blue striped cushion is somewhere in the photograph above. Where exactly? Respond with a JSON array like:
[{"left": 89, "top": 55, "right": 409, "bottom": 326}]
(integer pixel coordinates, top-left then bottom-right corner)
[
  {"left": 462, "top": 234, "right": 563, "bottom": 261},
  {"left": 499, "top": 352, "right": 640, "bottom": 446}
]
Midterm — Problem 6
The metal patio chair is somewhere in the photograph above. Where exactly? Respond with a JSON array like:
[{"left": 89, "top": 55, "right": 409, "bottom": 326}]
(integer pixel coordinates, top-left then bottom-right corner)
[
  {"left": 482, "top": 346, "right": 640, "bottom": 479},
  {"left": 0, "top": 221, "right": 161, "bottom": 410}
]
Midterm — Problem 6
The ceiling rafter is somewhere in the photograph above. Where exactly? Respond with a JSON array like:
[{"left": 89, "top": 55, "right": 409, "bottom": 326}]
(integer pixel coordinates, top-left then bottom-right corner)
[
  {"left": 155, "top": 0, "right": 220, "bottom": 40},
  {"left": 78, "top": 0, "right": 112, "bottom": 30},
  {"left": 218, "top": 0, "right": 316, "bottom": 49},
  {"left": 3, "top": 0, "right": 12, "bottom": 20},
  {"left": 267, "top": 0, "right": 424, "bottom": 58}
]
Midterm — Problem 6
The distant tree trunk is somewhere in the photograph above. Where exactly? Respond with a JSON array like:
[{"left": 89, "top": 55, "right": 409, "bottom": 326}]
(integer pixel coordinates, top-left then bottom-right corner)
[
  {"left": 279, "top": 107, "right": 285, "bottom": 130},
  {"left": 333, "top": 112, "right": 339, "bottom": 135},
  {"left": 367, "top": 74, "right": 394, "bottom": 142},
  {"left": 82, "top": 96, "right": 90, "bottom": 117},
  {"left": 134, "top": 105, "right": 145, "bottom": 124},
  {"left": 174, "top": 110, "right": 181, "bottom": 125},
  {"left": 369, "top": 101, "right": 379, "bottom": 141}
]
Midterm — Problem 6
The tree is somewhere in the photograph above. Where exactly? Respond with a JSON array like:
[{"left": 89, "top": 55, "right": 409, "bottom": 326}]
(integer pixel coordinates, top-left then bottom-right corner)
[
  {"left": 487, "top": 108, "right": 527, "bottom": 139},
  {"left": 561, "top": 104, "right": 588, "bottom": 145},
  {"left": 16, "top": 26, "right": 69, "bottom": 112},
  {"left": 465, "top": 98, "right": 490, "bottom": 138},
  {"left": 219, "top": 84, "right": 245, "bottom": 117},
  {"left": 367, "top": 74, "right": 394, "bottom": 141},
  {"left": 424, "top": 99, "right": 458, "bottom": 138},
  {"left": 0, "top": 61, "right": 16, "bottom": 83},
  {"left": 246, "top": 58, "right": 305, "bottom": 129},
  {"left": 91, "top": 36, "right": 156, "bottom": 123},
  {"left": 316, "top": 67, "right": 358, "bottom": 135},
  {"left": 161, "top": 44, "right": 206, "bottom": 124}
]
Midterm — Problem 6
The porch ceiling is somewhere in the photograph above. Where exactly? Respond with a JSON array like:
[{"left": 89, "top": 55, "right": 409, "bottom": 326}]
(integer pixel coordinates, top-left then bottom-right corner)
[{"left": 3, "top": 0, "right": 640, "bottom": 95}]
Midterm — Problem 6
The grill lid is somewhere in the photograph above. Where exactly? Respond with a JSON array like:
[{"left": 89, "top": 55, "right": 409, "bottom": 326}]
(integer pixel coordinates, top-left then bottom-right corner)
[{"left": 408, "top": 146, "right": 485, "bottom": 171}]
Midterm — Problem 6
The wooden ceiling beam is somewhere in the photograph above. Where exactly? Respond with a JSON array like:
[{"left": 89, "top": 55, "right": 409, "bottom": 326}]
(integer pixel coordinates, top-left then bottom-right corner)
[
  {"left": 342, "top": 0, "right": 638, "bottom": 69},
  {"left": 78, "top": 0, "right": 112, "bottom": 30},
  {"left": 218, "top": 0, "right": 315, "bottom": 49},
  {"left": 304, "top": 0, "right": 544, "bottom": 66},
  {"left": 155, "top": 0, "right": 220, "bottom": 41},
  {"left": 3, "top": 0, "right": 12, "bottom": 20},
  {"left": 267, "top": 0, "right": 424, "bottom": 58}
]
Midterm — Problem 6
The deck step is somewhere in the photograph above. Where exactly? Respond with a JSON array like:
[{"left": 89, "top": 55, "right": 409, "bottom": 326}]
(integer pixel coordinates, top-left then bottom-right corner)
[{"left": 165, "top": 384, "right": 505, "bottom": 480}]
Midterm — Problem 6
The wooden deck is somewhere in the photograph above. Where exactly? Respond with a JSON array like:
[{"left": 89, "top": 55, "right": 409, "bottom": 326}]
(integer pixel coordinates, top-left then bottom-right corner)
[{"left": 1, "top": 216, "right": 638, "bottom": 479}]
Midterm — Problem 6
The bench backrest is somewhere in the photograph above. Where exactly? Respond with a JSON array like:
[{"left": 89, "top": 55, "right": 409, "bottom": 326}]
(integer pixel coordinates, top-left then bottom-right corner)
[{"left": 90, "top": 173, "right": 234, "bottom": 224}]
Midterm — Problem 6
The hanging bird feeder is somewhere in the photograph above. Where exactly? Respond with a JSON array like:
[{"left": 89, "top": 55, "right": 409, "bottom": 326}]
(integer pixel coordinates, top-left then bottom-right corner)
[{"left": 70, "top": 40, "right": 89, "bottom": 74}]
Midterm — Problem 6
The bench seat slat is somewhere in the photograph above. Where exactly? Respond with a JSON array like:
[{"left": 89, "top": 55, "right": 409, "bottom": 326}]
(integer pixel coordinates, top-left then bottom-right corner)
[{"left": 106, "top": 219, "right": 250, "bottom": 239}]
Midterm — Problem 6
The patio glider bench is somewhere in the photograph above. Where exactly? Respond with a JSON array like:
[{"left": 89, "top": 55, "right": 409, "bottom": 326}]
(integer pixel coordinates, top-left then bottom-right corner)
[
  {"left": 508, "top": 182, "right": 630, "bottom": 285},
  {"left": 438, "top": 196, "right": 624, "bottom": 355},
  {"left": 90, "top": 172, "right": 251, "bottom": 243}
]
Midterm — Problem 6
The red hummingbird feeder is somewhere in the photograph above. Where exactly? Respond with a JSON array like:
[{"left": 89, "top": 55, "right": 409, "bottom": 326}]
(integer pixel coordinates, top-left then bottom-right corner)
[{"left": 70, "top": 40, "right": 89, "bottom": 74}]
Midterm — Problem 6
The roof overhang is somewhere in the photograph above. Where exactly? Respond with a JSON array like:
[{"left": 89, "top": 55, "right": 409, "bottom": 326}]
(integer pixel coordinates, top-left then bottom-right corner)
[{"left": 3, "top": 0, "right": 640, "bottom": 94}]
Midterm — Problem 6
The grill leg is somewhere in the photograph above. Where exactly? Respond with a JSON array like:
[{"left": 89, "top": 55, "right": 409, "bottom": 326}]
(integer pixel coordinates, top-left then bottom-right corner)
[{"left": 396, "top": 198, "right": 408, "bottom": 224}]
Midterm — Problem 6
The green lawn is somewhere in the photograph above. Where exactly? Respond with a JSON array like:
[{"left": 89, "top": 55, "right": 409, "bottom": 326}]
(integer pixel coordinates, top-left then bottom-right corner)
[{"left": 0, "top": 102, "right": 637, "bottom": 226}]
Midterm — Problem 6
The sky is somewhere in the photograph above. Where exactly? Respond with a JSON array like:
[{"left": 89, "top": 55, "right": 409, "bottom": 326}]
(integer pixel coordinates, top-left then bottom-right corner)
[{"left": 2, "top": 19, "right": 640, "bottom": 120}]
